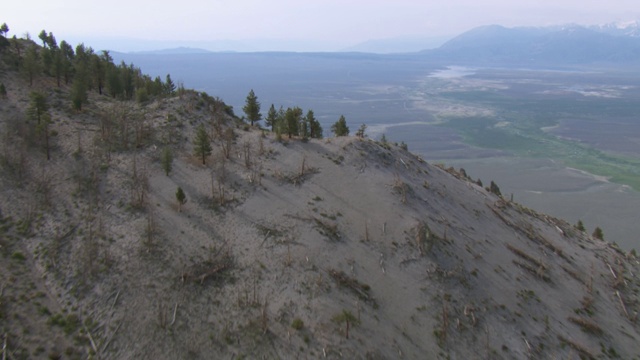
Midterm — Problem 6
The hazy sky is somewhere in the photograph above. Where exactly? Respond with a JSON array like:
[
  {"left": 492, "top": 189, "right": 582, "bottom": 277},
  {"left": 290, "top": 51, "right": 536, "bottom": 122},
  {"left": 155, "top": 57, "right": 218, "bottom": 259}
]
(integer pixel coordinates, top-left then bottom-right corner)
[{"left": 5, "top": 0, "right": 640, "bottom": 51}]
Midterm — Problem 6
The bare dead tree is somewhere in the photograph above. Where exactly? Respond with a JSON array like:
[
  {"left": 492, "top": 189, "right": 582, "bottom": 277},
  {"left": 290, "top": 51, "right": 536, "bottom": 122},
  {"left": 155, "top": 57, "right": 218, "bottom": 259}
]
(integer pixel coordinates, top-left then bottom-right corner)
[{"left": 242, "top": 140, "right": 252, "bottom": 169}]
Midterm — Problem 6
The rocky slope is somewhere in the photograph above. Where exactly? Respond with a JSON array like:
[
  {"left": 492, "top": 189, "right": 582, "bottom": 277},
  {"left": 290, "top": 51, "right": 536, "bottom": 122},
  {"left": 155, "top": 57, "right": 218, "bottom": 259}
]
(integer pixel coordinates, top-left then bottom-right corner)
[{"left": 1, "top": 43, "right": 639, "bottom": 360}]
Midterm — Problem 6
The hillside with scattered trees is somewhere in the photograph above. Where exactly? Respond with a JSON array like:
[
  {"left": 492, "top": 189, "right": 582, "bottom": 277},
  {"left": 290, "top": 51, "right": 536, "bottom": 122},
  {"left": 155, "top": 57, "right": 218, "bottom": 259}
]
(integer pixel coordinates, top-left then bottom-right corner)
[{"left": 1, "top": 25, "right": 639, "bottom": 359}]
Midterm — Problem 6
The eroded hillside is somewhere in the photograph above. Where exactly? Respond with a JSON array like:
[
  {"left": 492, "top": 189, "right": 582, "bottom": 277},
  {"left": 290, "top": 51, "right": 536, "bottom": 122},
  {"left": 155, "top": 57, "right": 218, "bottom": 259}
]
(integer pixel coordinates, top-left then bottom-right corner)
[{"left": 1, "top": 40, "right": 639, "bottom": 360}]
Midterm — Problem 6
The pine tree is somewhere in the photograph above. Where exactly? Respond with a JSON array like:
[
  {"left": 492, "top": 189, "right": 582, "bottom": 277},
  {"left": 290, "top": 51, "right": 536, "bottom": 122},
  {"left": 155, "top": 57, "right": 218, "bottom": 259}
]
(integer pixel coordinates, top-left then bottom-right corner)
[
  {"left": 242, "top": 89, "right": 261, "bottom": 126},
  {"left": 355, "top": 124, "right": 367, "bottom": 138},
  {"left": 592, "top": 227, "right": 604, "bottom": 240},
  {"left": 284, "top": 107, "right": 302, "bottom": 139},
  {"left": 576, "top": 220, "right": 585, "bottom": 231},
  {"left": 489, "top": 181, "right": 502, "bottom": 197},
  {"left": 176, "top": 187, "right": 187, "bottom": 212},
  {"left": 306, "top": 109, "right": 323, "bottom": 139},
  {"left": 193, "top": 124, "right": 212, "bottom": 165},
  {"left": 265, "top": 104, "right": 278, "bottom": 131},
  {"left": 165, "top": 74, "right": 176, "bottom": 95},
  {"left": 161, "top": 147, "right": 173, "bottom": 176},
  {"left": 27, "top": 91, "right": 49, "bottom": 124},
  {"left": 0, "top": 23, "right": 9, "bottom": 38},
  {"left": 331, "top": 115, "right": 349, "bottom": 137},
  {"left": 22, "top": 45, "right": 41, "bottom": 86}
]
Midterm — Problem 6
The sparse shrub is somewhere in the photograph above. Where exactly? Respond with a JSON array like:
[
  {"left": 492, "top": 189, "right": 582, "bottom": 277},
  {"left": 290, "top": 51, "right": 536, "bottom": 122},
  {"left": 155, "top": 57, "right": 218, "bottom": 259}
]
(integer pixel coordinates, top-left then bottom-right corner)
[
  {"left": 332, "top": 310, "right": 359, "bottom": 339},
  {"left": 575, "top": 220, "right": 585, "bottom": 231},
  {"left": 489, "top": 180, "right": 502, "bottom": 196},
  {"left": 11, "top": 251, "right": 26, "bottom": 261},
  {"left": 291, "top": 318, "right": 304, "bottom": 330},
  {"left": 355, "top": 123, "right": 367, "bottom": 138},
  {"left": 592, "top": 227, "right": 604, "bottom": 240},
  {"left": 176, "top": 187, "right": 187, "bottom": 212}
]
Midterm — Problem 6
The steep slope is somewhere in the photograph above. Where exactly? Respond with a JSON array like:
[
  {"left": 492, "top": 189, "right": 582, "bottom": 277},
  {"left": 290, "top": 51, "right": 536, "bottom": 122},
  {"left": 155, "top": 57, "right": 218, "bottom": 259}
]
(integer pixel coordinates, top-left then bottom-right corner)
[{"left": 1, "top": 43, "right": 639, "bottom": 360}]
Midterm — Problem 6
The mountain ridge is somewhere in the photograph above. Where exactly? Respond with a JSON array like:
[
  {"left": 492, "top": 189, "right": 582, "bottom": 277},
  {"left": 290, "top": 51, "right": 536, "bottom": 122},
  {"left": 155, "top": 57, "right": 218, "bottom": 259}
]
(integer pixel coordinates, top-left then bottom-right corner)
[
  {"left": 423, "top": 22, "right": 640, "bottom": 65},
  {"left": 0, "top": 32, "right": 639, "bottom": 359}
]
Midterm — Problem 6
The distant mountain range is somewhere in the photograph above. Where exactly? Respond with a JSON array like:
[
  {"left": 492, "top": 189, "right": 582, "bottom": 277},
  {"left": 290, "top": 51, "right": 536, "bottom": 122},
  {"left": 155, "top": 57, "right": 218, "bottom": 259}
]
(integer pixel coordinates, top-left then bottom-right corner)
[
  {"left": 424, "top": 21, "right": 640, "bottom": 65},
  {"left": 120, "top": 21, "right": 640, "bottom": 65}
]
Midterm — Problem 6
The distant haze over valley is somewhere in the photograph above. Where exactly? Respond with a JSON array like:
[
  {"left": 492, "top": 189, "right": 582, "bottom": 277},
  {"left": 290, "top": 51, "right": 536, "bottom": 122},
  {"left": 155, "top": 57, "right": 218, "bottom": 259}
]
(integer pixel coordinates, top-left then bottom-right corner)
[
  {"left": 93, "top": 21, "right": 640, "bottom": 54},
  {"left": 113, "top": 21, "right": 640, "bottom": 249}
]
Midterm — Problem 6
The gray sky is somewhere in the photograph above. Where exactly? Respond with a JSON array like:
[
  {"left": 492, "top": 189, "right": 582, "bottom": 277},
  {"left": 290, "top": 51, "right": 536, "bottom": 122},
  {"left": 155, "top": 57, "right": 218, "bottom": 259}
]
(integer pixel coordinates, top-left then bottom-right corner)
[{"left": 5, "top": 0, "right": 640, "bottom": 51}]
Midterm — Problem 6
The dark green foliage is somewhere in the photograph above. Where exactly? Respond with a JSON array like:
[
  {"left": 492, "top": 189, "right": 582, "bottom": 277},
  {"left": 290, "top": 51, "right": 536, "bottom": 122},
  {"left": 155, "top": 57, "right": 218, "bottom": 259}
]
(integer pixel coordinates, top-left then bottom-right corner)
[
  {"left": 176, "top": 187, "right": 187, "bottom": 212},
  {"left": 22, "top": 44, "right": 41, "bottom": 85},
  {"left": 285, "top": 106, "right": 302, "bottom": 138},
  {"left": 575, "top": 220, "right": 585, "bottom": 232},
  {"left": 306, "top": 109, "right": 323, "bottom": 139},
  {"left": 355, "top": 123, "right": 367, "bottom": 138},
  {"left": 265, "top": 104, "right": 278, "bottom": 131},
  {"left": 0, "top": 23, "right": 9, "bottom": 37},
  {"left": 489, "top": 180, "right": 502, "bottom": 197},
  {"left": 291, "top": 318, "right": 304, "bottom": 330},
  {"left": 331, "top": 115, "right": 349, "bottom": 137},
  {"left": 71, "top": 66, "right": 88, "bottom": 110},
  {"left": 136, "top": 87, "right": 149, "bottom": 104},
  {"left": 193, "top": 124, "right": 212, "bottom": 165},
  {"left": 59, "top": 41, "right": 74, "bottom": 84},
  {"left": 0, "top": 82, "right": 6, "bottom": 98},
  {"left": 299, "top": 116, "right": 309, "bottom": 141},
  {"left": 242, "top": 89, "right": 261, "bottom": 126},
  {"left": 165, "top": 74, "right": 176, "bottom": 95},
  {"left": 27, "top": 91, "right": 48, "bottom": 124},
  {"left": 592, "top": 227, "right": 604, "bottom": 240}
]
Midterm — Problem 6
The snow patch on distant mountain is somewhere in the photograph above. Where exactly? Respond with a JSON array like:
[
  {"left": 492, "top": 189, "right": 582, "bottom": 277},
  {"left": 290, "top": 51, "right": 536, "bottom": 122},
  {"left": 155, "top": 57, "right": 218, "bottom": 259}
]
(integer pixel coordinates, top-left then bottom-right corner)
[{"left": 591, "top": 20, "right": 640, "bottom": 37}]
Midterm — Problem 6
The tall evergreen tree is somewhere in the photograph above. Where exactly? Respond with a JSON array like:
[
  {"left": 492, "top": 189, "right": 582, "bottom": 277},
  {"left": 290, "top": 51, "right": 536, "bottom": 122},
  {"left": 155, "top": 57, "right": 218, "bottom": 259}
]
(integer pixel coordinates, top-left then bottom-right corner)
[
  {"left": 265, "top": 104, "right": 278, "bottom": 131},
  {"left": 161, "top": 147, "right": 173, "bottom": 176},
  {"left": 285, "top": 107, "right": 302, "bottom": 138},
  {"left": 0, "top": 23, "right": 9, "bottom": 37},
  {"left": 59, "top": 41, "right": 75, "bottom": 85},
  {"left": 242, "top": 89, "right": 261, "bottom": 126},
  {"left": 165, "top": 74, "right": 176, "bottom": 95},
  {"left": 306, "top": 110, "right": 323, "bottom": 139},
  {"left": 331, "top": 115, "right": 349, "bottom": 137},
  {"left": 193, "top": 124, "right": 212, "bottom": 165},
  {"left": 22, "top": 45, "right": 40, "bottom": 86},
  {"left": 27, "top": 91, "right": 49, "bottom": 124}
]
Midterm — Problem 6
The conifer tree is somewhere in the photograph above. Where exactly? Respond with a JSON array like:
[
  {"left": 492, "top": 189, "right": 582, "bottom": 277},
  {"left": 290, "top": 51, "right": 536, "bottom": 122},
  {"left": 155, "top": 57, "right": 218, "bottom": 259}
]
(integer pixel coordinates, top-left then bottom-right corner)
[
  {"left": 193, "top": 124, "right": 212, "bottom": 165},
  {"left": 285, "top": 106, "right": 302, "bottom": 138},
  {"left": 0, "top": 23, "right": 9, "bottom": 38},
  {"left": 265, "top": 104, "right": 278, "bottom": 131},
  {"left": 306, "top": 109, "right": 323, "bottom": 139},
  {"left": 331, "top": 115, "right": 349, "bottom": 137},
  {"left": 176, "top": 187, "right": 187, "bottom": 212},
  {"left": 356, "top": 124, "right": 367, "bottom": 138},
  {"left": 165, "top": 74, "right": 176, "bottom": 95},
  {"left": 592, "top": 227, "right": 604, "bottom": 240},
  {"left": 243, "top": 89, "right": 261, "bottom": 126},
  {"left": 27, "top": 91, "right": 48, "bottom": 124}
]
